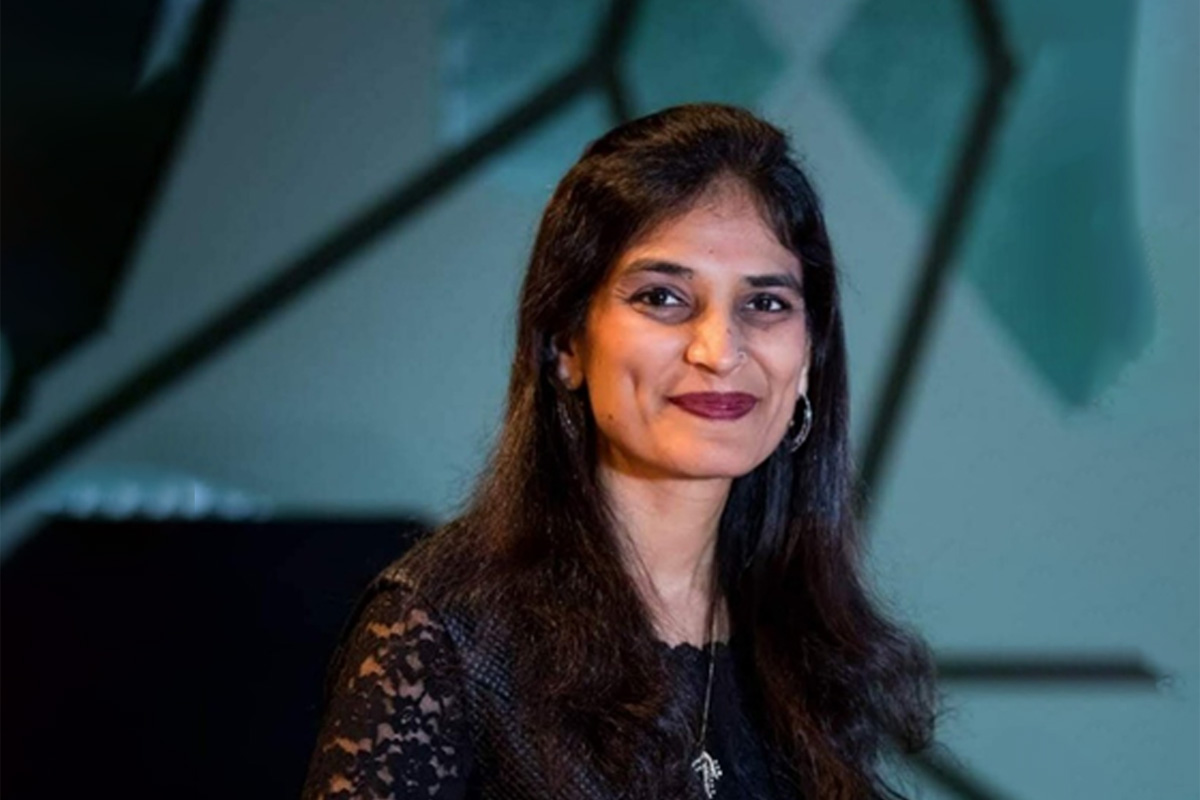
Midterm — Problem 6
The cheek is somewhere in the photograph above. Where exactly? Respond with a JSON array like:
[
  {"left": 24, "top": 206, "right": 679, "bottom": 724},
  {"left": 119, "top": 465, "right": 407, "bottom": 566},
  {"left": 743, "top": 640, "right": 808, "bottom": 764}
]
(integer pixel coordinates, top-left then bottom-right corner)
[
  {"left": 757, "top": 330, "right": 809, "bottom": 409},
  {"left": 583, "top": 349, "right": 644, "bottom": 428},
  {"left": 585, "top": 327, "right": 682, "bottom": 409}
]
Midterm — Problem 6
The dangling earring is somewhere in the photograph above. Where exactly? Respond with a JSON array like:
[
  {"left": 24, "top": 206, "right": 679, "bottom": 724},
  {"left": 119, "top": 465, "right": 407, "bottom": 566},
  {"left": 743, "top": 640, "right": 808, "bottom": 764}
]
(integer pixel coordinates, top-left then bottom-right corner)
[
  {"left": 557, "top": 394, "right": 580, "bottom": 440},
  {"left": 555, "top": 365, "right": 583, "bottom": 440},
  {"left": 784, "top": 394, "right": 813, "bottom": 453}
]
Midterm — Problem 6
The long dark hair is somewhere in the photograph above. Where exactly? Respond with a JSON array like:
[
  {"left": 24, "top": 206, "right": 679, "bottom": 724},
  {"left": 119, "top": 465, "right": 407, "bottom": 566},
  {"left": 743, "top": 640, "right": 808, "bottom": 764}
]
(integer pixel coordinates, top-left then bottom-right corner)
[{"left": 404, "top": 103, "right": 937, "bottom": 798}]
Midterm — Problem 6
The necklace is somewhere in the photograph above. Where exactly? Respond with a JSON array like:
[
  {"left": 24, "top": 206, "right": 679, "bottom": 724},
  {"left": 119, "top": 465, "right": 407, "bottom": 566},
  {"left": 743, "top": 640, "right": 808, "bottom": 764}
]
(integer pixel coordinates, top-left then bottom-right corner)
[{"left": 691, "top": 602, "right": 723, "bottom": 798}]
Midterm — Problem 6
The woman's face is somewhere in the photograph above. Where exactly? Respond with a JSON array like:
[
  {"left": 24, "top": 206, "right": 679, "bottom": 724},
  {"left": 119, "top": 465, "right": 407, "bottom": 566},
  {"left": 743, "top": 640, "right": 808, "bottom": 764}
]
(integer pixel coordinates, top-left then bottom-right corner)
[{"left": 558, "top": 184, "right": 811, "bottom": 482}]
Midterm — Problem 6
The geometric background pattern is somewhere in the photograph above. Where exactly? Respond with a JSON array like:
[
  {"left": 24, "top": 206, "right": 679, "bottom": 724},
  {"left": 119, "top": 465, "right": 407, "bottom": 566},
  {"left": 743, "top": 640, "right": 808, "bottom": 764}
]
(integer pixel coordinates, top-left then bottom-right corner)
[{"left": 1, "top": 1, "right": 1195, "bottom": 797}]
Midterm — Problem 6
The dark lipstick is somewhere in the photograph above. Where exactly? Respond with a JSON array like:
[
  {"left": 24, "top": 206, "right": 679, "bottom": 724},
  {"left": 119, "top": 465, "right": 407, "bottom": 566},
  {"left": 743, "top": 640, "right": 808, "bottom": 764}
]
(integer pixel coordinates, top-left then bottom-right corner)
[{"left": 667, "top": 392, "right": 758, "bottom": 420}]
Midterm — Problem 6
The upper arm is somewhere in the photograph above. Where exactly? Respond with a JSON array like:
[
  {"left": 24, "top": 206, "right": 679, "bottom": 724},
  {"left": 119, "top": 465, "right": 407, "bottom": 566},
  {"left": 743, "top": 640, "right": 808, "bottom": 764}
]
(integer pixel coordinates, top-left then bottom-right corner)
[{"left": 302, "top": 580, "right": 474, "bottom": 800}]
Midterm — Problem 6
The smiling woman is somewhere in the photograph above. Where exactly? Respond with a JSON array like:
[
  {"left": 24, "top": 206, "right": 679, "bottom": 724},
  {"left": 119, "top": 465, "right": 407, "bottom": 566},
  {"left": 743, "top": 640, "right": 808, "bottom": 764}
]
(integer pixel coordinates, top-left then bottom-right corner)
[
  {"left": 302, "top": 104, "right": 937, "bottom": 800},
  {"left": 558, "top": 181, "right": 812, "bottom": 483}
]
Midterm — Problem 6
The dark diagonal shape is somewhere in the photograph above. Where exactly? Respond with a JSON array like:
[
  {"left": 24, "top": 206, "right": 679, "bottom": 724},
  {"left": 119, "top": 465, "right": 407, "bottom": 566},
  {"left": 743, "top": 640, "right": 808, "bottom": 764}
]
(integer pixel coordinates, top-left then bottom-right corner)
[
  {"left": 910, "top": 749, "right": 1018, "bottom": 800},
  {"left": 597, "top": 0, "right": 636, "bottom": 124},
  {"left": 938, "top": 653, "right": 1161, "bottom": 685},
  {"left": 826, "top": 1, "right": 1152, "bottom": 798},
  {"left": 602, "top": 64, "right": 633, "bottom": 126},
  {"left": 594, "top": 0, "right": 638, "bottom": 69},
  {"left": 849, "top": 0, "right": 1168, "bottom": 796},
  {"left": 0, "top": 0, "right": 641, "bottom": 504},
  {"left": 0, "top": 0, "right": 231, "bottom": 427},
  {"left": 907, "top": 651, "right": 1159, "bottom": 800},
  {"left": 854, "top": 0, "right": 1015, "bottom": 521}
]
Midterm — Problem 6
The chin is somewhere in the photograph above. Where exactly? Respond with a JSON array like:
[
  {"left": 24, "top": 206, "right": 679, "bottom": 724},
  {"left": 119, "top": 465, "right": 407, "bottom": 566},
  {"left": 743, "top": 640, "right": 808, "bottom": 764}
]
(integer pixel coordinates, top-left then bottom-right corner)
[{"left": 663, "top": 445, "right": 770, "bottom": 480}]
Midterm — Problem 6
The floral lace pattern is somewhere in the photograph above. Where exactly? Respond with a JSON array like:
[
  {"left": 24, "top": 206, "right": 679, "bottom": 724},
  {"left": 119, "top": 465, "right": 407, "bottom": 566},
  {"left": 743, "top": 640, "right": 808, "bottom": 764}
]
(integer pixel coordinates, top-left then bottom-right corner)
[
  {"left": 303, "top": 577, "right": 472, "bottom": 799},
  {"left": 302, "top": 563, "right": 789, "bottom": 799}
]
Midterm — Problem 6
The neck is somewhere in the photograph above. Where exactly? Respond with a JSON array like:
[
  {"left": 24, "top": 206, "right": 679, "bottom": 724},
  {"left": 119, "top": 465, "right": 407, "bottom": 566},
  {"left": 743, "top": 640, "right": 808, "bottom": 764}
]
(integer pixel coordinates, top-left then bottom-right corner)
[{"left": 597, "top": 461, "right": 731, "bottom": 645}]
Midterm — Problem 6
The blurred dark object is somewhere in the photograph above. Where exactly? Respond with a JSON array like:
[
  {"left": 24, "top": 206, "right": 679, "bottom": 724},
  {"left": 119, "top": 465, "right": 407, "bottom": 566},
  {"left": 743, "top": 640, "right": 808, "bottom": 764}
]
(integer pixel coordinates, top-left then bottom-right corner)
[
  {"left": 0, "top": 0, "right": 228, "bottom": 425},
  {"left": 0, "top": 515, "right": 429, "bottom": 799}
]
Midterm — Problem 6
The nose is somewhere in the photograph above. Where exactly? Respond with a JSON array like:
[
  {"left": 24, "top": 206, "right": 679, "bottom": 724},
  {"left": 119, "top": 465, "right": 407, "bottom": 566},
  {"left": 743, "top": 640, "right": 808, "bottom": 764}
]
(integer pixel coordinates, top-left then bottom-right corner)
[{"left": 684, "top": 308, "right": 744, "bottom": 375}]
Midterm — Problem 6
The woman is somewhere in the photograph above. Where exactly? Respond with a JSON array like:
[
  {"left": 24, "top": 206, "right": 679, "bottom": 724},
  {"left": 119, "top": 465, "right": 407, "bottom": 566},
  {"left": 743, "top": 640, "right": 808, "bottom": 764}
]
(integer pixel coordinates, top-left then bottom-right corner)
[{"left": 302, "top": 103, "right": 937, "bottom": 799}]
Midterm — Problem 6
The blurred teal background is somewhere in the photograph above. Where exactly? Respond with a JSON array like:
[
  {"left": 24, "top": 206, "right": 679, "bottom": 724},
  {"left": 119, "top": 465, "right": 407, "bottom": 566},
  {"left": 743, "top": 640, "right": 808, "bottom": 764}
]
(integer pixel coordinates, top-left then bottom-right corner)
[{"left": 1, "top": 1, "right": 1195, "bottom": 797}]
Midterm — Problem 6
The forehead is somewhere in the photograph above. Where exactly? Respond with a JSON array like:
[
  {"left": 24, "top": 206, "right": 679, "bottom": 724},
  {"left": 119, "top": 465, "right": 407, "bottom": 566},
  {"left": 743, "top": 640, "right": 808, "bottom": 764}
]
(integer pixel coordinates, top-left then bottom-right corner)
[{"left": 613, "top": 188, "right": 800, "bottom": 281}]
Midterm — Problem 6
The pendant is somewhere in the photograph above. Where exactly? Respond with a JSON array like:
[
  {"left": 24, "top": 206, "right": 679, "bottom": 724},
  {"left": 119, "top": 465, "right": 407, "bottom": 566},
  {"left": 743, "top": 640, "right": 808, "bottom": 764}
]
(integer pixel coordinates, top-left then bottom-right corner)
[{"left": 692, "top": 750, "right": 723, "bottom": 798}]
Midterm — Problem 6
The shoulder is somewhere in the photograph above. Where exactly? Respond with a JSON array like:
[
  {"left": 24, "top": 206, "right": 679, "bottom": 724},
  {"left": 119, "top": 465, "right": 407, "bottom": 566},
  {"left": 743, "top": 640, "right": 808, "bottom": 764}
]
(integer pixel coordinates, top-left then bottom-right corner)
[
  {"left": 336, "top": 516, "right": 524, "bottom": 672},
  {"left": 304, "top": 556, "right": 478, "bottom": 799},
  {"left": 329, "top": 557, "right": 461, "bottom": 686},
  {"left": 354, "top": 534, "right": 490, "bottom": 657},
  {"left": 330, "top": 550, "right": 521, "bottom": 724},
  {"left": 378, "top": 517, "right": 509, "bottom": 618}
]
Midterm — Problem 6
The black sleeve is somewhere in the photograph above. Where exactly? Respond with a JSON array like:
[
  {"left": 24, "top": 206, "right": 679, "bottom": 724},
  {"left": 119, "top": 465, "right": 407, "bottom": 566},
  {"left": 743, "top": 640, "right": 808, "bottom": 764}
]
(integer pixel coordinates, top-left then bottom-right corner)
[{"left": 302, "top": 577, "right": 474, "bottom": 799}]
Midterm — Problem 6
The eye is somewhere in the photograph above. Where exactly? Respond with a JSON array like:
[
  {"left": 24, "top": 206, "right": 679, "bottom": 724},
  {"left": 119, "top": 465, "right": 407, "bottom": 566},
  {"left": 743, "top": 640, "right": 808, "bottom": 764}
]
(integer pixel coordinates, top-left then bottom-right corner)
[
  {"left": 631, "top": 286, "right": 687, "bottom": 308},
  {"left": 745, "top": 293, "right": 792, "bottom": 313}
]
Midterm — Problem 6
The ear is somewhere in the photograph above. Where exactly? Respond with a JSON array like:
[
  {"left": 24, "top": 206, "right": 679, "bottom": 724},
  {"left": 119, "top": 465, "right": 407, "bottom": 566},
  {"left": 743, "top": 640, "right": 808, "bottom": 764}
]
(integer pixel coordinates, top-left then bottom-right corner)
[{"left": 555, "top": 334, "right": 584, "bottom": 390}]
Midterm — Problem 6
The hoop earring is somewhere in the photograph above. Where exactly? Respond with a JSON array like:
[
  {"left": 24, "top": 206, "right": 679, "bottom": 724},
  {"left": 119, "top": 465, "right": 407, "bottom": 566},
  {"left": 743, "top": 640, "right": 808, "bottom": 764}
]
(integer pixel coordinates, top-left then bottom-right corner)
[
  {"left": 785, "top": 394, "right": 813, "bottom": 453},
  {"left": 556, "top": 392, "right": 580, "bottom": 440}
]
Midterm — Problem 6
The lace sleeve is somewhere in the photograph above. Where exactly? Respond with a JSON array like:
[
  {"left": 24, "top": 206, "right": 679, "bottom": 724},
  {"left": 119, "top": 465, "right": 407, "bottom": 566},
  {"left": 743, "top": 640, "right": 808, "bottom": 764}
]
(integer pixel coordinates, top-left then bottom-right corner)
[{"left": 302, "top": 575, "right": 474, "bottom": 799}]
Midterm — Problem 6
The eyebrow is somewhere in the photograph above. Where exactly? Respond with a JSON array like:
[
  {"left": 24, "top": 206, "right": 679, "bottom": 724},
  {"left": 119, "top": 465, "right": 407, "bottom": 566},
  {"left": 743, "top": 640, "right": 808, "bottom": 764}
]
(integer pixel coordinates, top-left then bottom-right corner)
[{"left": 621, "top": 258, "right": 803, "bottom": 294}]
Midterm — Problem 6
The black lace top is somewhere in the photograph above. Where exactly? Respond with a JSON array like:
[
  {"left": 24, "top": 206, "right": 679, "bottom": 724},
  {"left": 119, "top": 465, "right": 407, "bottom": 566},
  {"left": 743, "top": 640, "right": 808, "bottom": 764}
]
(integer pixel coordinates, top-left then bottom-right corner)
[{"left": 302, "top": 561, "right": 796, "bottom": 799}]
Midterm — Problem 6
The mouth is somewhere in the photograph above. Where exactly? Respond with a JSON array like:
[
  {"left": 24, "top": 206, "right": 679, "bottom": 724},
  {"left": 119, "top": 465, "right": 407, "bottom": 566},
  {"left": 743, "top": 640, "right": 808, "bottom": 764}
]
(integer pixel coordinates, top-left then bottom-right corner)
[{"left": 667, "top": 392, "right": 758, "bottom": 421}]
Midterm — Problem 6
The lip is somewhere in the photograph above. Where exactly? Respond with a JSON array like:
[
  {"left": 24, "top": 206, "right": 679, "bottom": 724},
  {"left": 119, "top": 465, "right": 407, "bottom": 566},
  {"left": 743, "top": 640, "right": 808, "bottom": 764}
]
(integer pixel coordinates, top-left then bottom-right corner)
[{"left": 667, "top": 392, "right": 759, "bottom": 420}]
